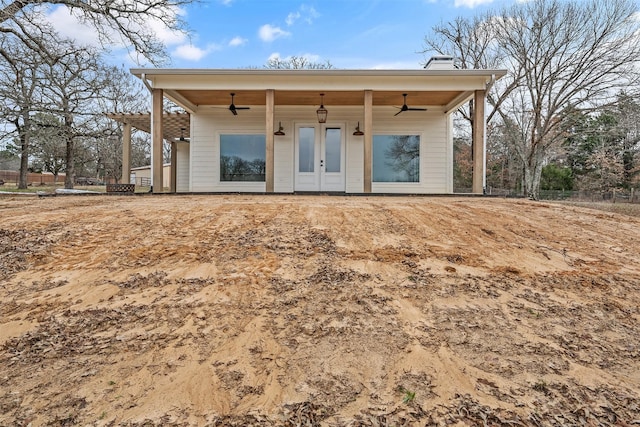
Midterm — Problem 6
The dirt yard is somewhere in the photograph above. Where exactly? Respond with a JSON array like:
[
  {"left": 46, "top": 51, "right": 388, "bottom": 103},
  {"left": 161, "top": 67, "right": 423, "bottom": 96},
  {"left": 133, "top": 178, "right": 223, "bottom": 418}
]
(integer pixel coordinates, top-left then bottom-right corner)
[{"left": 1, "top": 194, "right": 639, "bottom": 426}]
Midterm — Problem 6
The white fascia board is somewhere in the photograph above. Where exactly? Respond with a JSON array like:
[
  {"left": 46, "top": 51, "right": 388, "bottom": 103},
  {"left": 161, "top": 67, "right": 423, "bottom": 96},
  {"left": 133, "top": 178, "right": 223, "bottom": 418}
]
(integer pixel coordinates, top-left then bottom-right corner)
[{"left": 132, "top": 69, "right": 507, "bottom": 92}]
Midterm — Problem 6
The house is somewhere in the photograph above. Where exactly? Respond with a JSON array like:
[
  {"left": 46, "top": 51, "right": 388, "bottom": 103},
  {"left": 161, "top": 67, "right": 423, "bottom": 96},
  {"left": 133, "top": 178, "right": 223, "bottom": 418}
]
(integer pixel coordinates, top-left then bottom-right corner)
[
  {"left": 130, "top": 164, "right": 171, "bottom": 188},
  {"left": 114, "top": 61, "right": 506, "bottom": 194}
]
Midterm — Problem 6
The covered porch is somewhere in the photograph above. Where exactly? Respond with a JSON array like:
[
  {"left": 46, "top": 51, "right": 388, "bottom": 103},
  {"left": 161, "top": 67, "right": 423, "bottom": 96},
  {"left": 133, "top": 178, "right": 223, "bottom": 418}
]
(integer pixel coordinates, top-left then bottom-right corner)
[{"left": 121, "top": 67, "right": 505, "bottom": 194}]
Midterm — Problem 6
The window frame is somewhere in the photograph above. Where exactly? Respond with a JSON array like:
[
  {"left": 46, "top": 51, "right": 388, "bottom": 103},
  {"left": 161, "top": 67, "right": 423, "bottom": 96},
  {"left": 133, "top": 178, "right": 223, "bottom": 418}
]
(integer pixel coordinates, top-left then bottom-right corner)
[
  {"left": 218, "top": 132, "right": 267, "bottom": 183},
  {"left": 372, "top": 133, "right": 422, "bottom": 184}
]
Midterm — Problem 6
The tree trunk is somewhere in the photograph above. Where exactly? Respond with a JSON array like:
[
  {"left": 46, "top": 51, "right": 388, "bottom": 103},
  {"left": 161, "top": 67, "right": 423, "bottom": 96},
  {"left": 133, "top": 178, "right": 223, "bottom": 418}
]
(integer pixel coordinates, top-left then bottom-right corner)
[
  {"left": 523, "top": 153, "right": 544, "bottom": 200},
  {"left": 18, "top": 132, "right": 29, "bottom": 189},
  {"left": 17, "top": 115, "right": 29, "bottom": 189},
  {"left": 64, "top": 138, "right": 74, "bottom": 189},
  {"left": 63, "top": 111, "right": 75, "bottom": 189}
]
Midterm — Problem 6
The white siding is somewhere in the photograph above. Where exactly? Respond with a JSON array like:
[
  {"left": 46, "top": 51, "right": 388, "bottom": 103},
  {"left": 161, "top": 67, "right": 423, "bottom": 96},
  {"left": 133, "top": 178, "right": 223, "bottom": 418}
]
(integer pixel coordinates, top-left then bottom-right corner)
[
  {"left": 176, "top": 142, "right": 190, "bottom": 192},
  {"left": 274, "top": 121, "right": 294, "bottom": 193},
  {"left": 371, "top": 108, "right": 450, "bottom": 194},
  {"left": 189, "top": 105, "right": 452, "bottom": 194},
  {"left": 191, "top": 108, "right": 267, "bottom": 192}
]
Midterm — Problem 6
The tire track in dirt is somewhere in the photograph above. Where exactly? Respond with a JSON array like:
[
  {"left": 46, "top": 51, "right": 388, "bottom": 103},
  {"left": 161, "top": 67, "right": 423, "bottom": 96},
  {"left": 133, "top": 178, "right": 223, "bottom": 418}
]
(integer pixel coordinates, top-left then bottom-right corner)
[{"left": 1, "top": 195, "right": 639, "bottom": 425}]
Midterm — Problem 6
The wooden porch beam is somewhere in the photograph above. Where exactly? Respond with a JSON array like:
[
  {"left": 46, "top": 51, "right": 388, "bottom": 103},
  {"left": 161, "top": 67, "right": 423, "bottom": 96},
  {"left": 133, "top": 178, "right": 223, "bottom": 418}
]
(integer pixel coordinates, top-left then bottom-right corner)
[
  {"left": 152, "top": 88, "right": 164, "bottom": 193},
  {"left": 121, "top": 122, "right": 132, "bottom": 184},
  {"left": 364, "top": 90, "right": 373, "bottom": 193},
  {"left": 265, "top": 89, "right": 275, "bottom": 192},
  {"left": 472, "top": 89, "right": 485, "bottom": 194}
]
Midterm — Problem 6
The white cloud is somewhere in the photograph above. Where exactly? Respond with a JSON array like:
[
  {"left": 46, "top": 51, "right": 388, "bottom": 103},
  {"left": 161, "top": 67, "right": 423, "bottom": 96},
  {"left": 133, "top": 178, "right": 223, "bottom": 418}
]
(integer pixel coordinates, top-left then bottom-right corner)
[
  {"left": 45, "top": 4, "right": 187, "bottom": 49},
  {"left": 220, "top": 0, "right": 233, "bottom": 5},
  {"left": 229, "top": 36, "right": 247, "bottom": 47},
  {"left": 146, "top": 13, "right": 188, "bottom": 46},
  {"left": 300, "top": 5, "right": 320, "bottom": 24},
  {"left": 286, "top": 11, "right": 301, "bottom": 26},
  {"left": 286, "top": 5, "right": 320, "bottom": 26},
  {"left": 46, "top": 6, "right": 105, "bottom": 47},
  {"left": 258, "top": 24, "right": 291, "bottom": 42},
  {"left": 454, "top": 0, "right": 495, "bottom": 7},
  {"left": 172, "top": 43, "right": 221, "bottom": 61},
  {"left": 299, "top": 53, "right": 320, "bottom": 62}
]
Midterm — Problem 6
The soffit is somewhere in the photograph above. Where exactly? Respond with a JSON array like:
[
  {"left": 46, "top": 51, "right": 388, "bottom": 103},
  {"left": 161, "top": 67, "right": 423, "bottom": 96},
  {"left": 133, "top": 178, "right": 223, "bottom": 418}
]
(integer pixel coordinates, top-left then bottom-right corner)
[{"left": 173, "top": 90, "right": 463, "bottom": 107}]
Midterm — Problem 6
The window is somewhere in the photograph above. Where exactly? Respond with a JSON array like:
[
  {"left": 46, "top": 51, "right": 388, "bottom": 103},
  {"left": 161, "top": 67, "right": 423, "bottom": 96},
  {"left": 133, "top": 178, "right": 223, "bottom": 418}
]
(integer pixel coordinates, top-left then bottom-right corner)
[
  {"left": 373, "top": 135, "right": 420, "bottom": 182},
  {"left": 220, "top": 134, "right": 266, "bottom": 182}
]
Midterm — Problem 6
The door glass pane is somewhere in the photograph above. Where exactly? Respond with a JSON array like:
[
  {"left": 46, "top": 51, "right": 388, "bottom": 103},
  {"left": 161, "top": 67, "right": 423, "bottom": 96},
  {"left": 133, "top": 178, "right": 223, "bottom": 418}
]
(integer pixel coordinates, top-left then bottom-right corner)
[
  {"left": 299, "top": 127, "right": 315, "bottom": 172},
  {"left": 325, "top": 128, "right": 341, "bottom": 173}
]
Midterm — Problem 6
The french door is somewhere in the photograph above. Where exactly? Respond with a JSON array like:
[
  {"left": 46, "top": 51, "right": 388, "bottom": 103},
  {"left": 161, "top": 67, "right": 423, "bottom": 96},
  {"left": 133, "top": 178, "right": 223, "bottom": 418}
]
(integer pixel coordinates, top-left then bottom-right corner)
[{"left": 294, "top": 123, "right": 345, "bottom": 191}]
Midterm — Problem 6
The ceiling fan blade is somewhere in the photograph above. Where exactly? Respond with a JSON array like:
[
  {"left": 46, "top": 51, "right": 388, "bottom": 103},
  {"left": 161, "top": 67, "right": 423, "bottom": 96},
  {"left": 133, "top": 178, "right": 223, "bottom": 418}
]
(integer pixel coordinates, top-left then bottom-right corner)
[
  {"left": 235, "top": 107, "right": 251, "bottom": 110},
  {"left": 407, "top": 107, "right": 427, "bottom": 111},
  {"left": 394, "top": 110, "right": 404, "bottom": 116},
  {"left": 230, "top": 107, "right": 238, "bottom": 116}
]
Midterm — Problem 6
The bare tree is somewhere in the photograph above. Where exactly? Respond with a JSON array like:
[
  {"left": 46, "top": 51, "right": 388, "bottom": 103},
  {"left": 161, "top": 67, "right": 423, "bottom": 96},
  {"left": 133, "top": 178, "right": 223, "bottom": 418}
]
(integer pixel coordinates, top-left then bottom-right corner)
[
  {"left": 0, "top": 0, "right": 196, "bottom": 64},
  {"left": 94, "top": 65, "right": 149, "bottom": 183},
  {"left": 423, "top": 13, "right": 523, "bottom": 193},
  {"left": 39, "top": 41, "right": 109, "bottom": 188},
  {"left": 498, "top": 0, "right": 640, "bottom": 197},
  {"left": 0, "top": 34, "right": 45, "bottom": 188},
  {"left": 29, "top": 113, "right": 67, "bottom": 182},
  {"left": 423, "top": 14, "right": 519, "bottom": 125},
  {"left": 265, "top": 55, "right": 333, "bottom": 70},
  {"left": 424, "top": 0, "right": 640, "bottom": 198}
]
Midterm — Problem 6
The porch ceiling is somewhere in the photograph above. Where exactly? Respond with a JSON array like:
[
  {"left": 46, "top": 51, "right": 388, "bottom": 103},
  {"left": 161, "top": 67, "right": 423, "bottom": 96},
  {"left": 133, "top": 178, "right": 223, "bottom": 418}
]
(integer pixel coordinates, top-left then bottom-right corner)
[{"left": 170, "top": 90, "right": 464, "bottom": 108}]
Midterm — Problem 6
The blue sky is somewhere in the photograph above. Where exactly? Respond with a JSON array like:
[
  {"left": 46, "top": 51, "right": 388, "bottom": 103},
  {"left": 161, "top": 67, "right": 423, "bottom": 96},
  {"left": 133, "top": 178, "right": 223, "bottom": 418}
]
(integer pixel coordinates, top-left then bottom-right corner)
[
  {"left": 48, "top": 0, "right": 521, "bottom": 69},
  {"left": 173, "top": 0, "right": 517, "bottom": 69}
]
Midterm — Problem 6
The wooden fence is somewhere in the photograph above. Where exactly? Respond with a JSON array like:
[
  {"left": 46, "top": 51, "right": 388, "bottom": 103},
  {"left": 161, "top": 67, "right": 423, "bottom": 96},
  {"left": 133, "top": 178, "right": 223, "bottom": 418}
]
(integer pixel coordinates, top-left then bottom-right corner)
[{"left": 0, "top": 170, "right": 66, "bottom": 185}]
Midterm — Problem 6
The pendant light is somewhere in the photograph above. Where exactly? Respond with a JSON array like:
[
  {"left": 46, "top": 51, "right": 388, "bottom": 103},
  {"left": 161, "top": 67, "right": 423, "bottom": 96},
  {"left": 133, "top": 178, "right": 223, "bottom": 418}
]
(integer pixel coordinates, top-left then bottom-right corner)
[{"left": 316, "top": 93, "right": 328, "bottom": 123}]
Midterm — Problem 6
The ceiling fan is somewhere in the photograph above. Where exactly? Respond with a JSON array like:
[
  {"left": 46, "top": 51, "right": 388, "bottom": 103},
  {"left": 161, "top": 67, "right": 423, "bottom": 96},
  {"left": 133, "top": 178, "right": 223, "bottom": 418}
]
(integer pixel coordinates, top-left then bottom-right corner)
[
  {"left": 177, "top": 127, "right": 189, "bottom": 143},
  {"left": 228, "top": 92, "right": 250, "bottom": 115},
  {"left": 394, "top": 93, "right": 427, "bottom": 116}
]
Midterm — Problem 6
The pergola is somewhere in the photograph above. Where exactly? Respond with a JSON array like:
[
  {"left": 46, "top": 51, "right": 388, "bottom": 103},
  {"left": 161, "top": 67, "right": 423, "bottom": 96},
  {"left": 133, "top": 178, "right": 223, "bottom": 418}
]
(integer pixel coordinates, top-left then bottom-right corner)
[{"left": 106, "top": 111, "right": 190, "bottom": 190}]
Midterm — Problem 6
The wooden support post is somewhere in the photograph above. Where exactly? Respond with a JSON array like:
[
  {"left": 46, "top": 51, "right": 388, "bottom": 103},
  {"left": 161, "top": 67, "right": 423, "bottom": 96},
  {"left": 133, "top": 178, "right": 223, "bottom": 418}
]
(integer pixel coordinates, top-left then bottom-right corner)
[
  {"left": 121, "top": 122, "right": 132, "bottom": 184},
  {"left": 152, "top": 88, "right": 164, "bottom": 193},
  {"left": 472, "top": 90, "right": 485, "bottom": 194},
  {"left": 364, "top": 90, "right": 373, "bottom": 193},
  {"left": 266, "top": 89, "right": 275, "bottom": 193}
]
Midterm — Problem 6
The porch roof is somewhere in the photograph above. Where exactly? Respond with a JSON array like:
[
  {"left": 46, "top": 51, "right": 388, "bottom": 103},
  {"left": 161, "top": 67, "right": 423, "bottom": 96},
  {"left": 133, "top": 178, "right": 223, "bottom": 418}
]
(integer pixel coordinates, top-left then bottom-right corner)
[{"left": 131, "top": 68, "right": 507, "bottom": 113}]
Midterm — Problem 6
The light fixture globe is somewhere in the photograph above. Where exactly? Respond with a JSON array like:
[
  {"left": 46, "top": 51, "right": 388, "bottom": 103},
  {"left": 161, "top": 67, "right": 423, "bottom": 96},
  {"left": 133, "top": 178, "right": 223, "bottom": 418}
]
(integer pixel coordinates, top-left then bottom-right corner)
[{"left": 316, "top": 93, "right": 328, "bottom": 123}]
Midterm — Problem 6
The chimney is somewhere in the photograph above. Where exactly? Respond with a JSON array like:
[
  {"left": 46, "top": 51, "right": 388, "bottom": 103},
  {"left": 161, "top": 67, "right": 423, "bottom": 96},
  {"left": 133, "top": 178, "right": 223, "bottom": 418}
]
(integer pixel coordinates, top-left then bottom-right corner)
[{"left": 424, "top": 55, "right": 456, "bottom": 70}]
